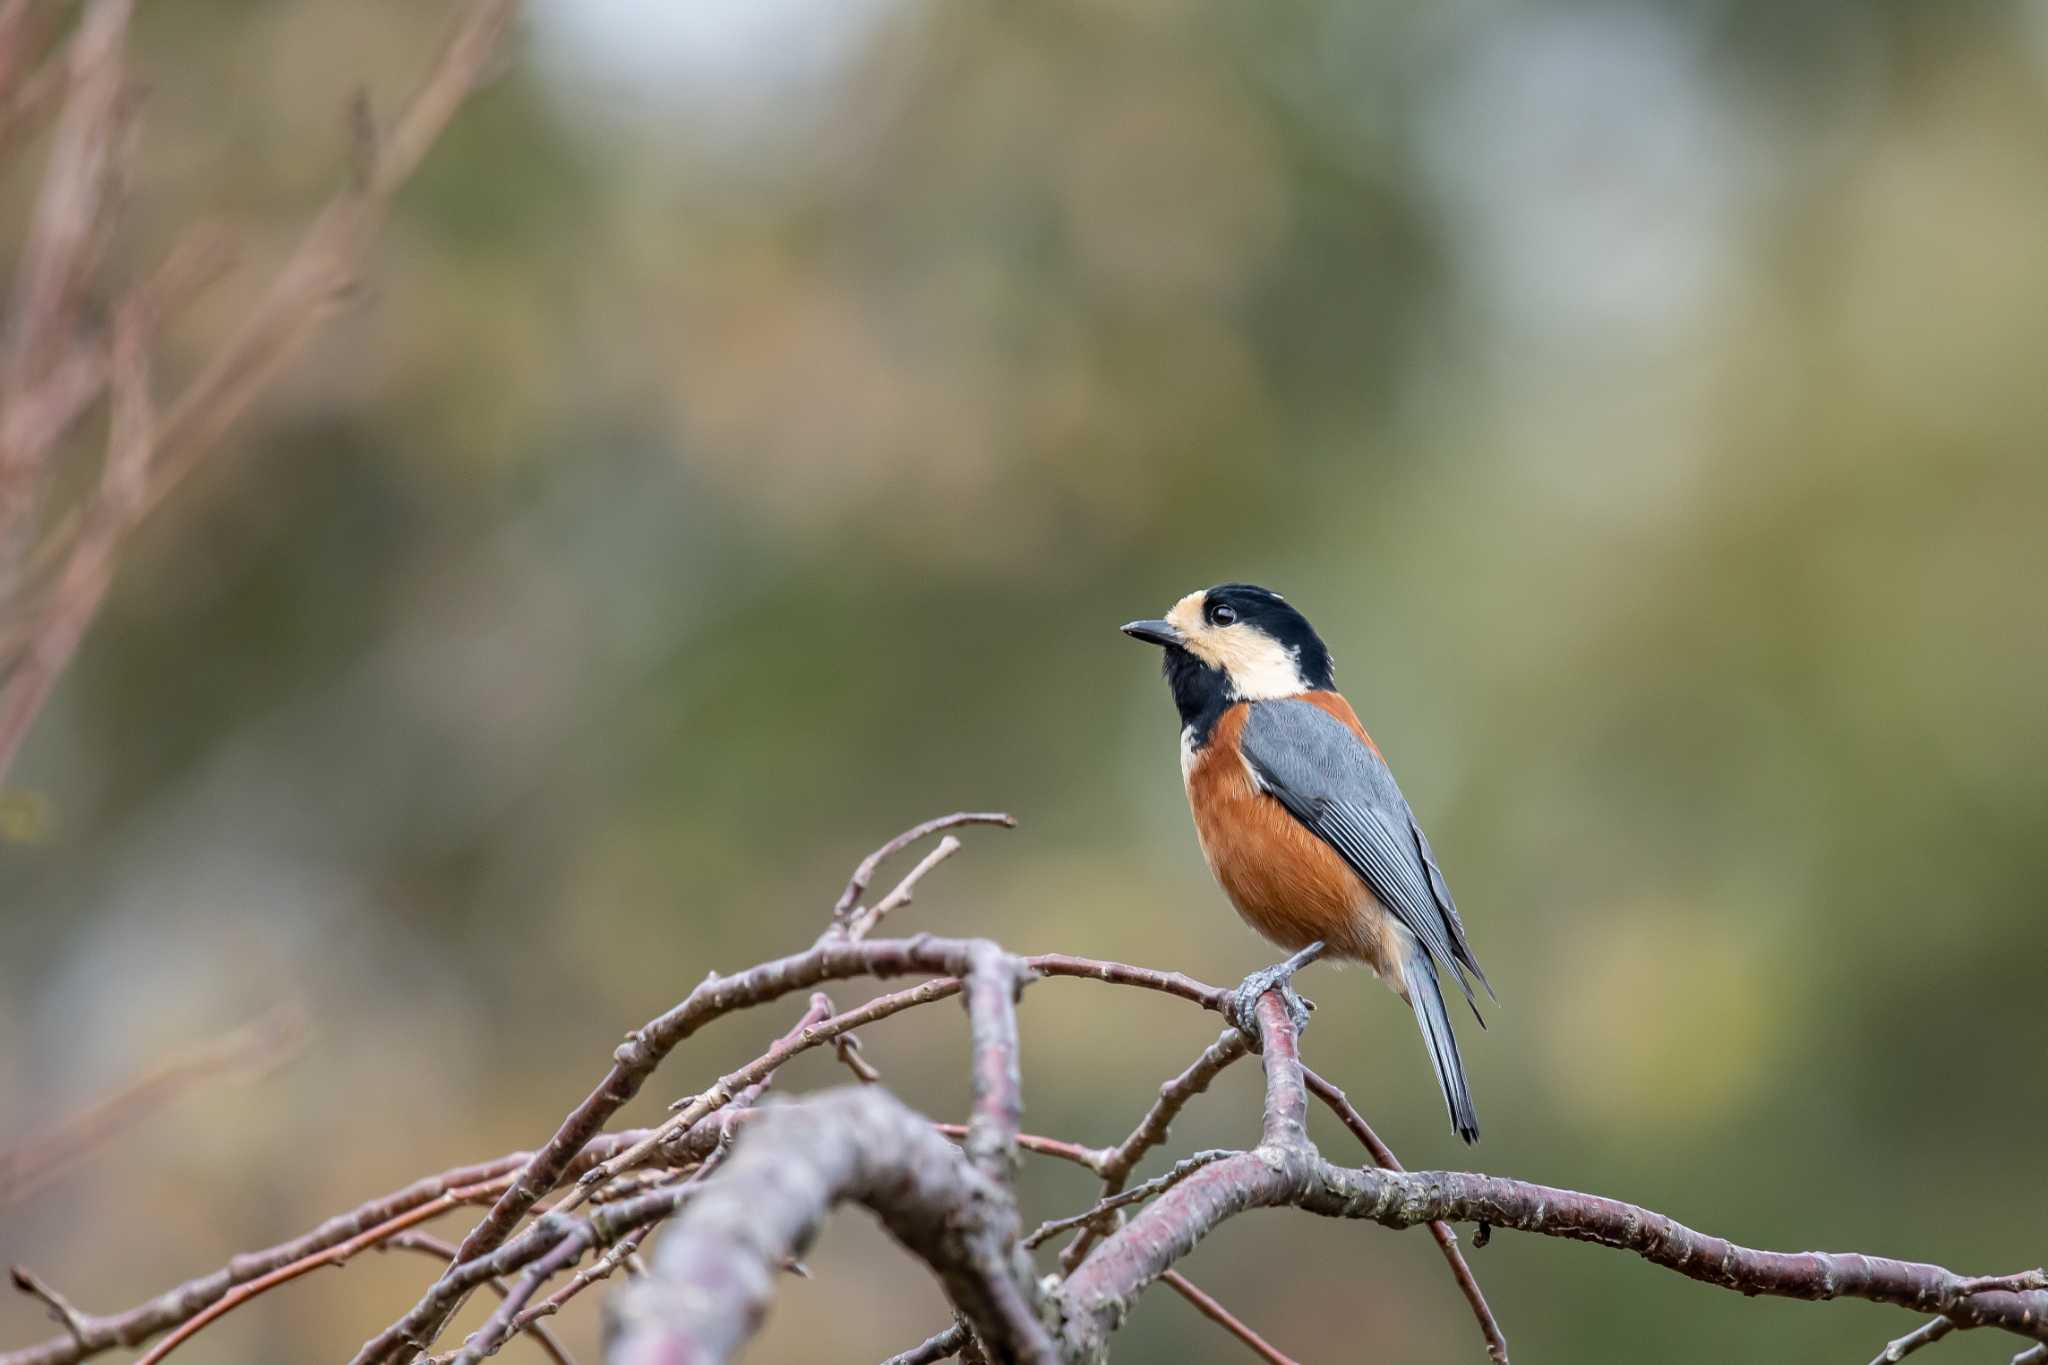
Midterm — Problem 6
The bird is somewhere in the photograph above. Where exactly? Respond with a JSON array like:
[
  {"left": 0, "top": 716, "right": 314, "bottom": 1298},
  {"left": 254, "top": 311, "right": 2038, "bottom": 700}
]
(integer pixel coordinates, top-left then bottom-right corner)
[{"left": 1122, "top": 582, "right": 1492, "bottom": 1143}]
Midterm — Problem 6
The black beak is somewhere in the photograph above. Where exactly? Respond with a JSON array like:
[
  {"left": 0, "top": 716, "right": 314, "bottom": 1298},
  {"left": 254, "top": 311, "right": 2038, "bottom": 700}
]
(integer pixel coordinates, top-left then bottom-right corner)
[{"left": 1120, "top": 618, "right": 1184, "bottom": 648}]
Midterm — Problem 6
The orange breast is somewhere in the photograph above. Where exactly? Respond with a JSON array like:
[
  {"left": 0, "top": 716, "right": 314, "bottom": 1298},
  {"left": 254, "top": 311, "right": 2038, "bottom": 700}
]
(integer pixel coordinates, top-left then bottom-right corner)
[{"left": 1184, "top": 702, "right": 1396, "bottom": 971}]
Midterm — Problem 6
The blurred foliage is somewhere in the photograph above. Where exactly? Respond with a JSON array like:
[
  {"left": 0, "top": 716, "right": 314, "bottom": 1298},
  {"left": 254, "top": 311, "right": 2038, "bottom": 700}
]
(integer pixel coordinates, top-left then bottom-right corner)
[{"left": 4, "top": 1, "right": 2047, "bottom": 1361}]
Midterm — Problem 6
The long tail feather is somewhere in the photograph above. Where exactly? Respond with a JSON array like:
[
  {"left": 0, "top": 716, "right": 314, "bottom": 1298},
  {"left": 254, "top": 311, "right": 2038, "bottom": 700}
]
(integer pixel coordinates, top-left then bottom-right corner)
[{"left": 1405, "top": 938, "right": 1480, "bottom": 1144}]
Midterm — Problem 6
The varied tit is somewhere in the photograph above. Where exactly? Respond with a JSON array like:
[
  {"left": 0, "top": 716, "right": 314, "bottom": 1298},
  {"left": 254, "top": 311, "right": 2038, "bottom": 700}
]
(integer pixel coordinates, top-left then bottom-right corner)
[{"left": 1123, "top": 583, "right": 1492, "bottom": 1143}]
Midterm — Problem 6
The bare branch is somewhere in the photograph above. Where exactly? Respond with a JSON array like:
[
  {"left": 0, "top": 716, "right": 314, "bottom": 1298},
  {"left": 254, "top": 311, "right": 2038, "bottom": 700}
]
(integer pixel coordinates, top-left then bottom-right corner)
[
  {"left": 0, "top": 6, "right": 73, "bottom": 161},
  {"left": 0, "top": 1129, "right": 672, "bottom": 1365},
  {"left": 831, "top": 812, "right": 1016, "bottom": 922},
  {"left": 0, "top": 289, "right": 149, "bottom": 776},
  {"left": 845, "top": 834, "right": 963, "bottom": 939},
  {"left": 0, "top": 0, "right": 510, "bottom": 784},
  {"left": 1302, "top": 1065, "right": 1507, "bottom": 1365},
  {"left": 510, "top": 1226, "right": 649, "bottom": 1335},
  {"left": 376, "top": 1234, "right": 577, "bottom": 1365},
  {"left": 456, "top": 1136, "right": 740, "bottom": 1363},
  {"left": 9, "top": 819, "right": 2035, "bottom": 1365},
  {"left": 358, "top": 934, "right": 1226, "bottom": 1364},
  {"left": 6, "top": 1270, "right": 86, "bottom": 1346},
  {"left": 1060, "top": 1028, "right": 1247, "bottom": 1271},
  {"left": 933, "top": 1123, "right": 1108, "bottom": 1174},
  {"left": 571, "top": 976, "right": 962, "bottom": 1211},
  {"left": 1293, "top": 1175, "right": 2047, "bottom": 1339},
  {"left": 961, "top": 942, "right": 1031, "bottom": 1186},
  {"left": 1026, "top": 1151, "right": 1232, "bottom": 1249},
  {"left": 606, "top": 1088, "right": 1057, "bottom": 1365},
  {"left": 1051, "top": 991, "right": 1308, "bottom": 1357},
  {"left": 130, "top": 1175, "right": 522, "bottom": 1365},
  {"left": 1869, "top": 1317, "right": 1954, "bottom": 1365},
  {"left": 1159, "top": 1271, "right": 1299, "bottom": 1365},
  {"left": 0, "top": 0, "right": 130, "bottom": 532},
  {"left": 880, "top": 1323, "right": 967, "bottom": 1365},
  {"left": 0, "top": 1003, "right": 304, "bottom": 1208},
  {"left": 140, "top": 0, "right": 517, "bottom": 520}
]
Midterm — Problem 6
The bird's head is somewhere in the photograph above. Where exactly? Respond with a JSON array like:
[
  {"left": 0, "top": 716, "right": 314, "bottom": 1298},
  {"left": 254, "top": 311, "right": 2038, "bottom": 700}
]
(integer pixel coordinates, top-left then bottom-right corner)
[{"left": 1122, "top": 583, "right": 1334, "bottom": 726}]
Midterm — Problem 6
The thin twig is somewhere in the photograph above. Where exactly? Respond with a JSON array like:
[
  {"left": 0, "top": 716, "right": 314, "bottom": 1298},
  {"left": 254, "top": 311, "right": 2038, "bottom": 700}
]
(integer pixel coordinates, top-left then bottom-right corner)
[
  {"left": 831, "top": 812, "right": 1015, "bottom": 922},
  {"left": 1062, "top": 1027, "right": 1248, "bottom": 1271},
  {"left": 834, "top": 1030, "right": 883, "bottom": 1082},
  {"left": 1869, "top": 1316, "right": 1954, "bottom": 1365},
  {"left": 1161, "top": 1270, "right": 1300, "bottom": 1365},
  {"left": 456, "top": 1141, "right": 737, "bottom": 1363},
  {"left": 932, "top": 1123, "right": 1107, "bottom": 1173},
  {"left": 375, "top": 1235, "right": 576, "bottom": 1365},
  {"left": 1303, "top": 1064, "right": 1509, "bottom": 1365},
  {"left": 6, "top": 1270, "right": 86, "bottom": 1345},
  {"left": 1025, "top": 1150, "right": 1233, "bottom": 1248},
  {"left": 0, "top": 1130, "right": 665, "bottom": 1365},
  {"left": 845, "top": 835, "right": 962, "bottom": 938},
  {"left": 569, "top": 977, "right": 964, "bottom": 1210},
  {"left": 0, "top": 289, "right": 149, "bottom": 778},
  {"left": 130, "top": 1174, "right": 519, "bottom": 1365},
  {"left": 0, "top": 1003, "right": 305, "bottom": 1207},
  {"left": 139, "top": 0, "right": 517, "bottom": 521},
  {"left": 878, "top": 1322, "right": 966, "bottom": 1365},
  {"left": 0, "top": 0, "right": 130, "bottom": 523},
  {"left": 0, "top": 12, "right": 69, "bottom": 155},
  {"left": 512, "top": 1225, "right": 648, "bottom": 1331}
]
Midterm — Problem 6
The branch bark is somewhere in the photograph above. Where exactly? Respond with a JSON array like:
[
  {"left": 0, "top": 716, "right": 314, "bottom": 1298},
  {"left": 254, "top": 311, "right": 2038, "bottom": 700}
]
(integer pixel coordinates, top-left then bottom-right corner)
[
  {"left": 354, "top": 934, "right": 1222, "bottom": 1364},
  {"left": 606, "top": 1089, "right": 1057, "bottom": 1365},
  {"left": 0, "top": 1130, "right": 667, "bottom": 1365},
  {"left": 7, "top": 816, "right": 2038, "bottom": 1365}
]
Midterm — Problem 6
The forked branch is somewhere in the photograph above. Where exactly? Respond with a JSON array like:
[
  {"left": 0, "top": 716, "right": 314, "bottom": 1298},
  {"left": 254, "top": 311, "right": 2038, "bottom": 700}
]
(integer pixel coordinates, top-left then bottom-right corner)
[{"left": 5, "top": 813, "right": 2039, "bottom": 1365}]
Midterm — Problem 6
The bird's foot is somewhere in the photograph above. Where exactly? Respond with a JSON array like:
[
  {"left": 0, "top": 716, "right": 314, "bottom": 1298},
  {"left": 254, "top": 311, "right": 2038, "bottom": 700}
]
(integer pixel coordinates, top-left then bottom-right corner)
[{"left": 1225, "top": 941, "right": 1325, "bottom": 1048}]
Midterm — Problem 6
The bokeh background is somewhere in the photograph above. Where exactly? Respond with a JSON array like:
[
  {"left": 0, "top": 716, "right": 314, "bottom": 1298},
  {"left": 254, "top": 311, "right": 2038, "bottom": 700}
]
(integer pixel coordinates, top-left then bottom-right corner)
[{"left": 5, "top": 1, "right": 2048, "bottom": 1361}]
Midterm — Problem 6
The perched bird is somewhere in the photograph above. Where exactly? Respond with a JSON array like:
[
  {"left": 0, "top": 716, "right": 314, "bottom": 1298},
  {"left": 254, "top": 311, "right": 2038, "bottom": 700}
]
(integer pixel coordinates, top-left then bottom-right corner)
[{"left": 1123, "top": 583, "right": 1492, "bottom": 1142}]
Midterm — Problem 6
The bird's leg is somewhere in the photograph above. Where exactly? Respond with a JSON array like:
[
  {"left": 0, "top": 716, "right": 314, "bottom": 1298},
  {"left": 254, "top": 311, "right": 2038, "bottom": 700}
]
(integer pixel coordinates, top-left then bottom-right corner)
[{"left": 1226, "top": 940, "right": 1324, "bottom": 1047}]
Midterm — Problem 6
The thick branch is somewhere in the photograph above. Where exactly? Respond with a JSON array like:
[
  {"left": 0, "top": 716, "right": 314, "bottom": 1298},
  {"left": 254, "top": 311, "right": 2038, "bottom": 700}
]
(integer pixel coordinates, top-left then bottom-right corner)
[
  {"left": 606, "top": 1088, "right": 1058, "bottom": 1365},
  {"left": 1297, "top": 1170, "right": 2048, "bottom": 1340},
  {"left": 961, "top": 942, "right": 1031, "bottom": 1186},
  {"left": 1057, "top": 993, "right": 2047, "bottom": 1358},
  {"left": 1054, "top": 992, "right": 1310, "bottom": 1359}
]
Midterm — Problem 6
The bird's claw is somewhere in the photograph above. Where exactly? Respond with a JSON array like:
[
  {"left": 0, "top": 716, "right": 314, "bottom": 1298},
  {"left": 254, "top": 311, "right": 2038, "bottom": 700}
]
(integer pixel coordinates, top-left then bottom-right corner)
[{"left": 1226, "top": 970, "right": 1314, "bottom": 1049}]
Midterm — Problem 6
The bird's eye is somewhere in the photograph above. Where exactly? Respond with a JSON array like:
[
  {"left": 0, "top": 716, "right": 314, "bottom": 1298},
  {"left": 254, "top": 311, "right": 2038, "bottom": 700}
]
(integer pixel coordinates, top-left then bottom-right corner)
[{"left": 1208, "top": 603, "right": 1238, "bottom": 627}]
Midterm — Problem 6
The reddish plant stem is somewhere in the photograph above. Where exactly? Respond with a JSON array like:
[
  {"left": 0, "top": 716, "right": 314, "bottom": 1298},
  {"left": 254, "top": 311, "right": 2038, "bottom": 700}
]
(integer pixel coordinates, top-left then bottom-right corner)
[
  {"left": 1302, "top": 1065, "right": 1508, "bottom": 1365},
  {"left": 1160, "top": 1271, "right": 1299, "bottom": 1365}
]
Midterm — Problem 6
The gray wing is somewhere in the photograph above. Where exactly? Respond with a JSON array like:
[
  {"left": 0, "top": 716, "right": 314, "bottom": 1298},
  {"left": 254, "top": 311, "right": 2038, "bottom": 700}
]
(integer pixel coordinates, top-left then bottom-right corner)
[{"left": 1240, "top": 699, "right": 1492, "bottom": 1012}]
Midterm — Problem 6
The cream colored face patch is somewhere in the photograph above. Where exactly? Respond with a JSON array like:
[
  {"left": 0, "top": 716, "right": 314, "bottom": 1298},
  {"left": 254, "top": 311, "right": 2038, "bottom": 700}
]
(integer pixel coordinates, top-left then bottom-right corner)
[{"left": 1165, "top": 590, "right": 1310, "bottom": 701}]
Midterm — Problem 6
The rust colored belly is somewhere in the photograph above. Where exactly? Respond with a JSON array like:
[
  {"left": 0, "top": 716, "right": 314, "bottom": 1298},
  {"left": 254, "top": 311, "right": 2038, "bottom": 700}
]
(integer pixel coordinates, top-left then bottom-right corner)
[{"left": 1184, "top": 704, "right": 1397, "bottom": 973}]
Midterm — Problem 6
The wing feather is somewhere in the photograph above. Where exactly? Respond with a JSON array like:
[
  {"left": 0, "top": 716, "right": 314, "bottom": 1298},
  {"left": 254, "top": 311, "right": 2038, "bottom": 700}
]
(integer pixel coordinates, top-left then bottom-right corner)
[{"left": 1240, "top": 699, "right": 1490, "bottom": 1017}]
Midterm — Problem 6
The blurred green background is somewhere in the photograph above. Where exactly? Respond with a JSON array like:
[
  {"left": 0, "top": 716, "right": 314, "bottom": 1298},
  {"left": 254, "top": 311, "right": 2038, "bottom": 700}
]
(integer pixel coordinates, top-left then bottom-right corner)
[{"left": 5, "top": 1, "right": 2047, "bottom": 1361}]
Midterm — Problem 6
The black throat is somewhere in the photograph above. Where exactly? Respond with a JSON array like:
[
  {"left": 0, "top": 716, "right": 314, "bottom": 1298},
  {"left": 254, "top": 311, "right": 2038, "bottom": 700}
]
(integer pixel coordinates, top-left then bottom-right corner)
[{"left": 1162, "top": 646, "right": 1232, "bottom": 749}]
